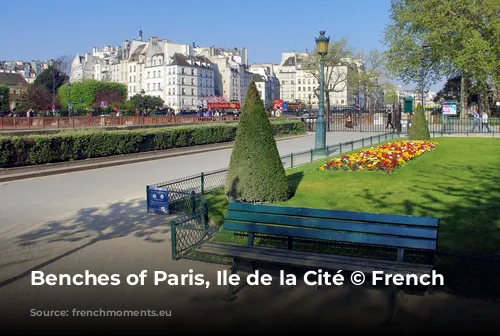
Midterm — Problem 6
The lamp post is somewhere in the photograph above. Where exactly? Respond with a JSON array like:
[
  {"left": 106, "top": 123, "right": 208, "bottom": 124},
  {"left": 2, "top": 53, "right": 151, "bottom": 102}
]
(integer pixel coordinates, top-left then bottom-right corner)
[
  {"left": 141, "top": 89, "right": 145, "bottom": 115},
  {"left": 315, "top": 30, "right": 330, "bottom": 151},
  {"left": 421, "top": 42, "right": 430, "bottom": 109},
  {"left": 67, "top": 82, "right": 72, "bottom": 116}
]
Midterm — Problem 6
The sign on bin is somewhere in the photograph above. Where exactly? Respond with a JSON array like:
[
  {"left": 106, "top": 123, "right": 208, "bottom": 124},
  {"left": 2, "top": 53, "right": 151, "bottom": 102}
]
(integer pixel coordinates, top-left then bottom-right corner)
[{"left": 148, "top": 187, "right": 169, "bottom": 214}]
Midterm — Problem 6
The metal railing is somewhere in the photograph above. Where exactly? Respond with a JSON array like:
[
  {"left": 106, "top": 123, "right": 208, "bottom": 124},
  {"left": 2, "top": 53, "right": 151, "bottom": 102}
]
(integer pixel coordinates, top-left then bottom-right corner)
[
  {"left": 0, "top": 115, "right": 239, "bottom": 129},
  {"left": 303, "top": 114, "right": 500, "bottom": 134},
  {"left": 148, "top": 132, "right": 393, "bottom": 198}
]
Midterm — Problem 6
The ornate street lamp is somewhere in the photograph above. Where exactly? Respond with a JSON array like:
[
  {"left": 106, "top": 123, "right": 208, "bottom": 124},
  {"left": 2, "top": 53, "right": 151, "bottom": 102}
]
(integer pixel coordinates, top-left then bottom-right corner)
[{"left": 315, "top": 31, "right": 329, "bottom": 150}]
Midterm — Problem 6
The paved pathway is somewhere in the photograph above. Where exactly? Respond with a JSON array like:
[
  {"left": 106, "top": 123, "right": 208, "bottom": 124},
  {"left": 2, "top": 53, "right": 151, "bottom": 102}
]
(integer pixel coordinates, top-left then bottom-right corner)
[{"left": 0, "top": 131, "right": 381, "bottom": 238}]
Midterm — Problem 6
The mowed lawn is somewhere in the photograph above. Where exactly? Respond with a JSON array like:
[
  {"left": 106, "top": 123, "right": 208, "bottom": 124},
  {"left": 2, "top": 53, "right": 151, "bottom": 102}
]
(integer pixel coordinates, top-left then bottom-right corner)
[{"left": 205, "top": 137, "right": 500, "bottom": 255}]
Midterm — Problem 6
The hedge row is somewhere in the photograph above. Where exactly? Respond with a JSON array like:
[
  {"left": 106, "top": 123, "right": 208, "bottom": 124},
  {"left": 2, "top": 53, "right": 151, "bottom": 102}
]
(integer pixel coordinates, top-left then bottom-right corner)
[{"left": 0, "top": 120, "right": 305, "bottom": 168}]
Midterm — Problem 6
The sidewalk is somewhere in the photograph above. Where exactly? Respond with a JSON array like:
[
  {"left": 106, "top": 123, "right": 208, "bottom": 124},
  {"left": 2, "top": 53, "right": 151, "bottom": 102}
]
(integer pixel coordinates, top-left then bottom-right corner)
[
  {"left": 0, "top": 133, "right": 309, "bottom": 183},
  {"left": 0, "top": 197, "right": 499, "bottom": 332}
]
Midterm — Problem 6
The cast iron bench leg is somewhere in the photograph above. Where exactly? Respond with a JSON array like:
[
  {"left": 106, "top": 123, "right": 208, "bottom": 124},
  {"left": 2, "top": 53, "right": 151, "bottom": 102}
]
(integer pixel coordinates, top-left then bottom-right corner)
[
  {"left": 222, "top": 258, "right": 240, "bottom": 302},
  {"left": 251, "top": 261, "right": 257, "bottom": 273},
  {"left": 385, "top": 283, "right": 399, "bottom": 324}
]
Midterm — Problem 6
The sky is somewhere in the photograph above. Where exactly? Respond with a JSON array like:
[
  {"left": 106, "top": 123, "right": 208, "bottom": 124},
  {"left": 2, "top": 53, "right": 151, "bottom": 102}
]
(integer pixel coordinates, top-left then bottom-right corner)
[{"left": 0, "top": 0, "right": 444, "bottom": 91}]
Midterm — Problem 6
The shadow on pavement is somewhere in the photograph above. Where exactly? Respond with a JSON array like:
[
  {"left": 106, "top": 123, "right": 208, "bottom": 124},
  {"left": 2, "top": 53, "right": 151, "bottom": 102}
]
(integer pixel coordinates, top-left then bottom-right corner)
[{"left": 0, "top": 198, "right": 172, "bottom": 287}]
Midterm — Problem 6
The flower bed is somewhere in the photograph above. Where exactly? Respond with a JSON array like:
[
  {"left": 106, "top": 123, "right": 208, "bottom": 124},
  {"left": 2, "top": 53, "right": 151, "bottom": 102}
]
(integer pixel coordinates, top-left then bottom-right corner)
[{"left": 319, "top": 140, "right": 438, "bottom": 172}]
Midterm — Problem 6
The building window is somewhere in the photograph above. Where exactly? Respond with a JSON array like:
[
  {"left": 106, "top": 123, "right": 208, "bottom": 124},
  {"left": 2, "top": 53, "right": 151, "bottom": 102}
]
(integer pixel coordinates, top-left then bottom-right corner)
[
  {"left": 134, "top": 66, "right": 136, "bottom": 72},
  {"left": 192, "top": 98, "right": 195, "bottom": 105},
  {"left": 298, "top": 87, "right": 301, "bottom": 91},
  {"left": 182, "top": 88, "right": 185, "bottom": 95},
  {"left": 158, "top": 70, "right": 161, "bottom": 77},
  {"left": 191, "top": 78, "right": 195, "bottom": 85},
  {"left": 298, "top": 79, "right": 301, "bottom": 84},
  {"left": 158, "top": 83, "right": 161, "bottom": 90},
  {"left": 172, "top": 88, "right": 175, "bottom": 95},
  {"left": 191, "top": 69, "right": 195, "bottom": 75},
  {"left": 129, "top": 76, "right": 132, "bottom": 82},
  {"left": 147, "top": 83, "right": 150, "bottom": 90},
  {"left": 168, "top": 89, "right": 171, "bottom": 95},
  {"left": 341, "top": 100, "right": 344, "bottom": 104},
  {"left": 147, "top": 72, "right": 150, "bottom": 78},
  {"left": 181, "top": 68, "right": 185, "bottom": 74},
  {"left": 153, "top": 71, "right": 156, "bottom": 78},
  {"left": 182, "top": 78, "right": 185, "bottom": 85},
  {"left": 191, "top": 88, "right": 195, "bottom": 95},
  {"left": 153, "top": 83, "right": 156, "bottom": 90}
]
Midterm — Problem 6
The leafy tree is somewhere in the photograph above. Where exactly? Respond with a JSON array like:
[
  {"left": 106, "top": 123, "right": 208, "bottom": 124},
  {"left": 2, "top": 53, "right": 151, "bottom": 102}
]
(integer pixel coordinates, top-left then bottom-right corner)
[
  {"left": 17, "top": 85, "right": 52, "bottom": 112},
  {"left": 408, "top": 104, "right": 430, "bottom": 140},
  {"left": 92, "top": 90, "right": 125, "bottom": 108},
  {"left": 384, "top": 0, "right": 500, "bottom": 117},
  {"left": 57, "top": 80, "right": 127, "bottom": 113},
  {"left": 34, "top": 66, "right": 68, "bottom": 93},
  {"left": 128, "top": 94, "right": 164, "bottom": 112},
  {"left": 384, "top": 84, "right": 399, "bottom": 105},
  {"left": 348, "top": 49, "right": 390, "bottom": 111},
  {"left": 100, "top": 82, "right": 127, "bottom": 101},
  {"left": 0, "top": 84, "right": 9, "bottom": 112},
  {"left": 225, "top": 81, "right": 290, "bottom": 203},
  {"left": 301, "top": 38, "right": 353, "bottom": 116}
]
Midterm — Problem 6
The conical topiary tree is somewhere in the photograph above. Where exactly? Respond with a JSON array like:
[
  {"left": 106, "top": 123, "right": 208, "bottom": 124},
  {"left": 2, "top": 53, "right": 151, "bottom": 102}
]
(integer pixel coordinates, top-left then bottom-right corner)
[
  {"left": 224, "top": 81, "right": 290, "bottom": 203},
  {"left": 409, "top": 103, "right": 431, "bottom": 140}
]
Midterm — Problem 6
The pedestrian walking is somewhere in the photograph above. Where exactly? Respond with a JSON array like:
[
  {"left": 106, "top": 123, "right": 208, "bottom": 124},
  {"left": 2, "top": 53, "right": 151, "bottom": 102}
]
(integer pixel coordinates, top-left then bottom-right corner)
[
  {"left": 471, "top": 106, "right": 481, "bottom": 132},
  {"left": 481, "top": 111, "right": 491, "bottom": 132},
  {"left": 345, "top": 111, "right": 354, "bottom": 130},
  {"left": 386, "top": 110, "right": 393, "bottom": 129}
]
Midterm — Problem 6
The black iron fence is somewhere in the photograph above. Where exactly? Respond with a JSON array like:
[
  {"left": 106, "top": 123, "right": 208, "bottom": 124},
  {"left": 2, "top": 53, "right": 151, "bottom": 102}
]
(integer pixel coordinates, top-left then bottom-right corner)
[
  {"left": 304, "top": 113, "right": 500, "bottom": 134},
  {"left": 155, "top": 132, "right": 500, "bottom": 298}
]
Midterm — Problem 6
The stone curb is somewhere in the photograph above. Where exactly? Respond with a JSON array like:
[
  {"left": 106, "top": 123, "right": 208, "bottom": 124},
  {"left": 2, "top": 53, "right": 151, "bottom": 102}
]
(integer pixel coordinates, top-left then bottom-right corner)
[{"left": 0, "top": 133, "right": 310, "bottom": 183}]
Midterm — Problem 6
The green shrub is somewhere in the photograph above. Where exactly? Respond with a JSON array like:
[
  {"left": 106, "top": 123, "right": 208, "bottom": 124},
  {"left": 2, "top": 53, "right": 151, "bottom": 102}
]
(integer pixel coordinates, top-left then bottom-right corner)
[
  {"left": 224, "top": 82, "right": 290, "bottom": 203},
  {"left": 409, "top": 104, "right": 431, "bottom": 140},
  {"left": 0, "top": 120, "right": 304, "bottom": 168}
]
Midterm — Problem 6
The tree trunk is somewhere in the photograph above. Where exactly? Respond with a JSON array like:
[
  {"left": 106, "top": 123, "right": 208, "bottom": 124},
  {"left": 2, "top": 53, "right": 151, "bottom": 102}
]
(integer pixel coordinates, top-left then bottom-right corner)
[{"left": 460, "top": 73, "right": 469, "bottom": 119}]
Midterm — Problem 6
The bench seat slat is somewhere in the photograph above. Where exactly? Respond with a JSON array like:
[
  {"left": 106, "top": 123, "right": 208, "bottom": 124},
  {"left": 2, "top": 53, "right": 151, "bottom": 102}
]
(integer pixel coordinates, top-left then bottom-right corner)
[
  {"left": 224, "top": 221, "right": 437, "bottom": 251},
  {"left": 198, "top": 242, "right": 433, "bottom": 275},
  {"left": 226, "top": 211, "right": 437, "bottom": 239},
  {"left": 228, "top": 202, "right": 439, "bottom": 227}
]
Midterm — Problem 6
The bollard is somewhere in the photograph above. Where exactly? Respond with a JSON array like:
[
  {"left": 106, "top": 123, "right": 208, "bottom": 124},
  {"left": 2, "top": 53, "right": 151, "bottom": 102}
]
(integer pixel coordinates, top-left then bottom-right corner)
[
  {"left": 290, "top": 153, "right": 294, "bottom": 168},
  {"left": 310, "top": 149, "right": 313, "bottom": 162}
]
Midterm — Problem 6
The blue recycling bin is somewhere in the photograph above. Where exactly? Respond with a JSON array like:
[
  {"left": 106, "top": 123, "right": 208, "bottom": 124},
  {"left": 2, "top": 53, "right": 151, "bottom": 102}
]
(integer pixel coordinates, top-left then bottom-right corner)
[{"left": 147, "top": 186, "right": 169, "bottom": 214}]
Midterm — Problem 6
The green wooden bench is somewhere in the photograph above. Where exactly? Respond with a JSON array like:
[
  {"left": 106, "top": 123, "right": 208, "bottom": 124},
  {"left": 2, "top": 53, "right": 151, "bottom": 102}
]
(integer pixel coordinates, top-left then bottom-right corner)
[{"left": 197, "top": 202, "right": 440, "bottom": 323}]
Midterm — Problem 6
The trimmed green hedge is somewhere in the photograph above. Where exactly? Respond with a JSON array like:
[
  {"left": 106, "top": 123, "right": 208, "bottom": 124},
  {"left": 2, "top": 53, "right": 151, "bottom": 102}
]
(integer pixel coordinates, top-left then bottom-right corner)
[{"left": 0, "top": 120, "right": 305, "bottom": 168}]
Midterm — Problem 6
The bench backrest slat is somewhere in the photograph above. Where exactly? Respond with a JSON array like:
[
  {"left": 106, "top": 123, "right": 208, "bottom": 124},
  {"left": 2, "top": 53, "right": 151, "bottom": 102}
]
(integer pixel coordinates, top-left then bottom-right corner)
[
  {"left": 226, "top": 211, "right": 437, "bottom": 239},
  {"left": 224, "top": 221, "right": 437, "bottom": 250},
  {"left": 228, "top": 202, "right": 439, "bottom": 227},
  {"left": 225, "top": 203, "right": 439, "bottom": 252}
]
